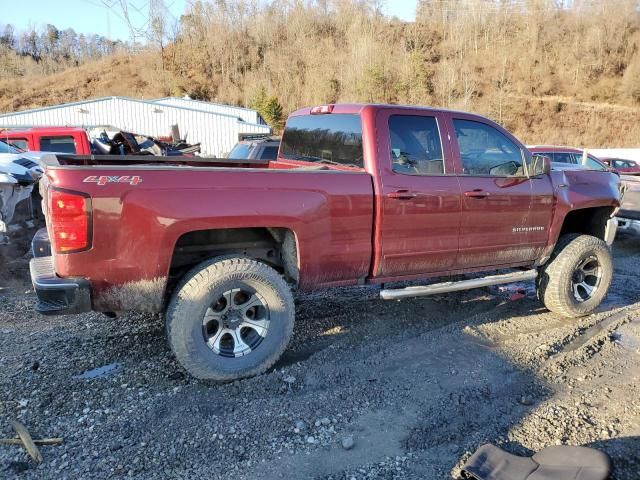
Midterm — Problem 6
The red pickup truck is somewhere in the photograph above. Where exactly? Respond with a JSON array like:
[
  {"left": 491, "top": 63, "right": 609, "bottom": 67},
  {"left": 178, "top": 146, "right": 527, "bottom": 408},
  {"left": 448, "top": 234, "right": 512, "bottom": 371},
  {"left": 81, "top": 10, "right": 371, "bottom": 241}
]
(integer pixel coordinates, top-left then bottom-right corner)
[
  {"left": 30, "top": 104, "right": 621, "bottom": 381},
  {"left": 0, "top": 127, "right": 92, "bottom": 155}
]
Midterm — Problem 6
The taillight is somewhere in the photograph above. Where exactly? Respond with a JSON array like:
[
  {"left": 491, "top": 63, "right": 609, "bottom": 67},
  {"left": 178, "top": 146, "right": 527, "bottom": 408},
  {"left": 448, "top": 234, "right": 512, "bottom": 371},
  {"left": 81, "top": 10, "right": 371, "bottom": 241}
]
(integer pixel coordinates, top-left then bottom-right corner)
[{"left": 49, "top": 188, "right": 91, "bottom": 253}]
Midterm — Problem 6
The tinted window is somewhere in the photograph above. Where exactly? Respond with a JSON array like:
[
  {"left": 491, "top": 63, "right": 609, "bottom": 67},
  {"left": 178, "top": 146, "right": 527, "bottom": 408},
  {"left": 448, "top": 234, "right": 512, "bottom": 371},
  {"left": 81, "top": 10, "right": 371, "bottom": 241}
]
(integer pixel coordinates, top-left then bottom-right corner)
[
  {"left": 553, "top": 152, "right": 576, "bottom": 164},
  {"left": 40, "top": 136, "right": 76, "bottom": 153},
  {"left": 280, "top": 114, "right": 363, "bottom": 168},
  {"left": 613, "top": 159, "right": 635, "bottom": 168},
  {"left": 389, "top": 115, "right": 444, "bottom": 175},
  {"left": 261, "top": 146, "right": 279, "bottom": 160},
  {"left": 228, "top": 143, "right": 252, "bottom": 159},
  {"left": 9, "top": 139, "right": 28, "bottom": 151},
  {"left": 0, "top": 140, "right": 20, "bottom": 154},
  {"left": 453, "top": 119, "right": 524, "bottom": 176}
]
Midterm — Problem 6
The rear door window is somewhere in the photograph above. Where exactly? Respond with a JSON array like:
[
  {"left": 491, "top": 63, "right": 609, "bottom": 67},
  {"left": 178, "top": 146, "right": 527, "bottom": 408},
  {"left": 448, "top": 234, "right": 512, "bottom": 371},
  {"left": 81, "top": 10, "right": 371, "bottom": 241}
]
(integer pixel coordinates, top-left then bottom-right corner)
[
  {"left": 389, "top": 115, "right": 444, "bottom": 175},
  {"left": 39, "top": 136, "right": 77, "bottom": 153},
  {"left": 280, "top": 114, "right": 363, "bottom": 168}
]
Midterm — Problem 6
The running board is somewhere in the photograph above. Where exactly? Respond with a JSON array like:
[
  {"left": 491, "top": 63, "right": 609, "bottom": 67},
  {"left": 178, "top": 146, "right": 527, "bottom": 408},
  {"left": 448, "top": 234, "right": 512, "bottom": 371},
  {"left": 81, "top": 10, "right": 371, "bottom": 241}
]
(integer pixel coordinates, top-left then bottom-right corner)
[{"left": 380, "top": 269, "right": 538, "bottom": 300}]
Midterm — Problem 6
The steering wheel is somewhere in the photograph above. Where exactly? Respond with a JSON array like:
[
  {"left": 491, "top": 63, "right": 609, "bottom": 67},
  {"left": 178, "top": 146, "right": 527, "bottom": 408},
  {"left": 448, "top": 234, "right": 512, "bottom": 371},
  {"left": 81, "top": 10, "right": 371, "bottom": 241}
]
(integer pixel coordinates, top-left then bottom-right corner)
[{"left": 393, "top": 150, "right": 420, "bottom": 174}]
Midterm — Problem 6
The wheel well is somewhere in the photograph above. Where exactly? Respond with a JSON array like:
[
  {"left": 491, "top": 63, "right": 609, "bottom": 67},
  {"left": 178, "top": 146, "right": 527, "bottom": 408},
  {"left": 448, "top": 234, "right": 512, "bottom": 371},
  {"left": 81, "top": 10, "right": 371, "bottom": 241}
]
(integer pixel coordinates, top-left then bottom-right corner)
[
  {"left": 559, "top": 207, "right": 614, "bottom": 241},
  {"left": 168, "top": 227, "right": 299, "bottom": 294}
]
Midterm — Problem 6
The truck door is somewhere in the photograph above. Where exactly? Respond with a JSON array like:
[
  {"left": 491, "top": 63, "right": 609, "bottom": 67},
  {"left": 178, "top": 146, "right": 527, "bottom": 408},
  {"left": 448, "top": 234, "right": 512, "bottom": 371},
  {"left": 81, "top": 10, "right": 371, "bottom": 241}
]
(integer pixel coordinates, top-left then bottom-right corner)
[
  {"left": 449, "top": 116, "right": 553, "bottom": 268},
  {"left": 375, "top": 109, "right": 462, "bottom": 277}
]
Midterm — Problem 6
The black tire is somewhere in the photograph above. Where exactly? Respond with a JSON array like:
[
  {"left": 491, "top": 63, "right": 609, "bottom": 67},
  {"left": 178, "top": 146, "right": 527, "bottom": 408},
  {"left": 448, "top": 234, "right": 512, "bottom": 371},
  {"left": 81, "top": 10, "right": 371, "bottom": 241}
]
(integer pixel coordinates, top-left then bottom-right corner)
[
  {"left": 536, "top": 234, "right": 613, "bottom": 318},
  {"left": 166, "top": 256, "right": 294, "bottom": 381}
]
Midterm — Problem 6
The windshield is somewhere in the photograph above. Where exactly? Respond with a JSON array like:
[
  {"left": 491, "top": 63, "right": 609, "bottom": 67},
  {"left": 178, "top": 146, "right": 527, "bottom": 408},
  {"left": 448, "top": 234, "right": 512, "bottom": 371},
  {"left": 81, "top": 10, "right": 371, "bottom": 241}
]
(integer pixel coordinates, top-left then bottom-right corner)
[
  {"left": 227, "top": 143, "right": 253, "bottom": 159},
  {"left": 0, "top": 139, "right": 20, "bottom": 154},
  {"left": 583, "top": 155, "right": 607, "bottom": 171}
]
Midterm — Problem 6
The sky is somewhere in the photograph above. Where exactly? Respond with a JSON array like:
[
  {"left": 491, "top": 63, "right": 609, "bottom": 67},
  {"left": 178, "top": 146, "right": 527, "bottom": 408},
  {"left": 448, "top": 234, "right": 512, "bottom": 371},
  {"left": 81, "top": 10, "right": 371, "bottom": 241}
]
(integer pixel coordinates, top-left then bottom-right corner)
[{"left": 1, "top": 0, "right": 419, "bottom": 42}]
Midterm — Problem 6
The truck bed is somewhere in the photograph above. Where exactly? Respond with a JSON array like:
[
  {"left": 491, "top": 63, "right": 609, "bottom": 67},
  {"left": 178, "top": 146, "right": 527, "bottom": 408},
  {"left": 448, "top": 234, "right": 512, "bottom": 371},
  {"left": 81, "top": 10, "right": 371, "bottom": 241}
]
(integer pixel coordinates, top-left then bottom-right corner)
[{"left": 40, "top": 154, "right": 375, "bottom": 311}]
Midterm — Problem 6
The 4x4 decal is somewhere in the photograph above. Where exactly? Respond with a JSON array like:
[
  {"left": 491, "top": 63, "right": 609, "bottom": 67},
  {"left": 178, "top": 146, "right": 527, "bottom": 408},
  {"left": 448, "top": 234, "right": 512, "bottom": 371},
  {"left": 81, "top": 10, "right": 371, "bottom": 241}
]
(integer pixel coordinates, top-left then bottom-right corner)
[{"left": 83, "top": 175, "right": 142, "bottom": 186}]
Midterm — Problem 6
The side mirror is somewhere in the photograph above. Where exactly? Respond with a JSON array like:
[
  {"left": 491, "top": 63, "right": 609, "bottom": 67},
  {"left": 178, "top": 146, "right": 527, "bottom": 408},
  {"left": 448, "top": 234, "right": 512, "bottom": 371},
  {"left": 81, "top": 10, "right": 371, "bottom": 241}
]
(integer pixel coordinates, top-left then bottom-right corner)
[{"left": 529, "top": 154, "right": 551, "bottom": 177}]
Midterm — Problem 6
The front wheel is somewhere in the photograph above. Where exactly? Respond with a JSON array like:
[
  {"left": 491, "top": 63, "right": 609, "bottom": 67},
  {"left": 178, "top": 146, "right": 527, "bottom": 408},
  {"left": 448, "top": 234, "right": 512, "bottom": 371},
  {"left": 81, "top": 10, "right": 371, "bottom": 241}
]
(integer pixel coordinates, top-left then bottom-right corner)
[
  {"left": 166, "top": 257, "right": 295, "bottom": 381},
  {"left": 536, "top": 234, "right": 613, "bottom": 318}
]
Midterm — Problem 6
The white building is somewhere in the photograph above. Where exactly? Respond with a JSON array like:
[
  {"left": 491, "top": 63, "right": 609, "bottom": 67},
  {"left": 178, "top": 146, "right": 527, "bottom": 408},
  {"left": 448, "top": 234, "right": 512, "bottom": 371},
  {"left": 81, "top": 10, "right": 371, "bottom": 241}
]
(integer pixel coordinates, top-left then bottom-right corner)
[
  {"left": 0, "top": 96, "right": 270, "bottom": 156},
  {"left": 152, "top": 97, "right": 265, "bottom": 125}
]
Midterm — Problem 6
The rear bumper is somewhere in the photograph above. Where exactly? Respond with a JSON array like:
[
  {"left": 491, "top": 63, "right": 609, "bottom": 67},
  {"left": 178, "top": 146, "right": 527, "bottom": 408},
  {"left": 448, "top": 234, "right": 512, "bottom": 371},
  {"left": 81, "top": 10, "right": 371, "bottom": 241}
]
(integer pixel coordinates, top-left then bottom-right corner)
[
  {"left": 618, "top": 209, "right": 640, "bottom": 221},
  {"left": 29, "top": 229, "right": 92, "bottom": 315}
]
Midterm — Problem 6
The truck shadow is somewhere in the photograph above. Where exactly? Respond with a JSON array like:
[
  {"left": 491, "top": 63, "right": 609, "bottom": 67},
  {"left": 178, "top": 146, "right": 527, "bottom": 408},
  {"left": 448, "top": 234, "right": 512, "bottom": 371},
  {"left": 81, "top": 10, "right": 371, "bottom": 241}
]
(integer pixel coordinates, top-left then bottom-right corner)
[{"left": 587, "top": 436, "right": 640, "bottom": 480}]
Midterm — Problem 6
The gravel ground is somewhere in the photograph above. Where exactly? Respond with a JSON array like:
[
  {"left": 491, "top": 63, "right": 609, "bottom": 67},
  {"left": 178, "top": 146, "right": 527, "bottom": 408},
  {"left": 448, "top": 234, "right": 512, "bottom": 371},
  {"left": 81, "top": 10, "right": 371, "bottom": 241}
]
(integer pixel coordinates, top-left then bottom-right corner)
[{"left": 0, "top": 233, "right": 639, "bottom": 479}]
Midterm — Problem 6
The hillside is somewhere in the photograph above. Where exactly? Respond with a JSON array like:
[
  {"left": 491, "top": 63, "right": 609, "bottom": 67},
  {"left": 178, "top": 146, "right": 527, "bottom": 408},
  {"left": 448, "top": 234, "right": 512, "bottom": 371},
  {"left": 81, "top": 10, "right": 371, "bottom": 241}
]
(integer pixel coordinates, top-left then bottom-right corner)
[{"left": 1, "top": 0, "right": 640, "bottom": 147}]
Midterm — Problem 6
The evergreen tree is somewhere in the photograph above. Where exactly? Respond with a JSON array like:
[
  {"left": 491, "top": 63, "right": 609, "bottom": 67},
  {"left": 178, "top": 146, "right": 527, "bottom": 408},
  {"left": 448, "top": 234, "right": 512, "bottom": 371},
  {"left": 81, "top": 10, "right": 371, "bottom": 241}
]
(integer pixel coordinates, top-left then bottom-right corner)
[{"left": 261, "top": 96, "right": 284, "bottom": 132}]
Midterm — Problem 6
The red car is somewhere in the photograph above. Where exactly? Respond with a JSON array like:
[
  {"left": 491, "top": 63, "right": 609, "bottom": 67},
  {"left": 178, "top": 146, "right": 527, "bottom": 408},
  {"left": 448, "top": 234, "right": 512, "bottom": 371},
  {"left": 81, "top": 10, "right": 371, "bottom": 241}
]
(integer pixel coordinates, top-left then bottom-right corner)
[
  {"left": 600, "top": 158, "right": 640, "bottom": 175},
  {"left": 30, "top": 104, "right": 621, "bottom": 380}
]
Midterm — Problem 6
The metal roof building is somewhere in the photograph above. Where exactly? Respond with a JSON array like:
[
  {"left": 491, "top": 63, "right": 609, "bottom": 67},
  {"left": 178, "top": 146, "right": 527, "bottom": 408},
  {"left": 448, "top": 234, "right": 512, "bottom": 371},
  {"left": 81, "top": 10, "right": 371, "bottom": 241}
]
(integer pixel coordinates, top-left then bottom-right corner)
[
  {"left": 0, "top": 96, "right": 270, "bottom": 156},
  {"left": 152, "top": 97, "right": 266, "bottom": 125}
]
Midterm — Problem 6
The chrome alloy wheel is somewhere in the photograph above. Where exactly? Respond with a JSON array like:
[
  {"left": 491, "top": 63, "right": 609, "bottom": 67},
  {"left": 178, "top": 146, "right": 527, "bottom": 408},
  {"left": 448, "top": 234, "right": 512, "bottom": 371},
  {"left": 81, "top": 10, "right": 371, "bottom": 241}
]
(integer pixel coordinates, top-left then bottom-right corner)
[
  {"left": 571, "top": 255, "right": 602, "bottom": 303},
  {"left": 202, "top": 288, "right": 270, "bottom": 358}
]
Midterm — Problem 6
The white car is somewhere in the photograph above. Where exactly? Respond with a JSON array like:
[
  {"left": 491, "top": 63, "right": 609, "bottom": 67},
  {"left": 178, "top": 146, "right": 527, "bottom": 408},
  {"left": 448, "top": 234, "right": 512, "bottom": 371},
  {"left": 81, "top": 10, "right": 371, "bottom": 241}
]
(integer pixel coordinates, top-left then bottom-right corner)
[{"left": 0, "top": 139, "right": 45, "bottom": 177}]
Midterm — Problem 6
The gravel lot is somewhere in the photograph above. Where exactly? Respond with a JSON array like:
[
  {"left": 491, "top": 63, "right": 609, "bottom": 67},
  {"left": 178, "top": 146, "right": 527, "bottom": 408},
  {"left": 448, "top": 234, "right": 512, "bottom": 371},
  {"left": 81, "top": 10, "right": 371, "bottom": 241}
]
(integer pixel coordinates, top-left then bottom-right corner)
[{"left": 1, "top": 233, "right": 639, "bottom": 479}]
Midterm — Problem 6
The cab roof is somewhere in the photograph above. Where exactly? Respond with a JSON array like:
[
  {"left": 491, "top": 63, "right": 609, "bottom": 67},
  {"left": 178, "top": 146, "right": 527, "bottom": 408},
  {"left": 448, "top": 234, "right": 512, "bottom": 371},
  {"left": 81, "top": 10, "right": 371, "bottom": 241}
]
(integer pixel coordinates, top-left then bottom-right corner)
[
  {"left": 527, "top": 145, "right": 588, "bottom": 154},
  {"left": 289, "top": 103, "right": 494, "bottom": 121}
]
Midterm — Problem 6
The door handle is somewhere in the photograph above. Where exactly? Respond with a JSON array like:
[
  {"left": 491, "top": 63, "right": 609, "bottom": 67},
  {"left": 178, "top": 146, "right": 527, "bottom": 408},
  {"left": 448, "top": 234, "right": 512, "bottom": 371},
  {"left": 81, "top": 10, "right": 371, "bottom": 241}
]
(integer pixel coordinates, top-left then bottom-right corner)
[
  {"left": 464, "top": 189, "right": 490, "bottom": 198},
  {"left": 387, "top": 190, "right": 416, "bottom": 200}
]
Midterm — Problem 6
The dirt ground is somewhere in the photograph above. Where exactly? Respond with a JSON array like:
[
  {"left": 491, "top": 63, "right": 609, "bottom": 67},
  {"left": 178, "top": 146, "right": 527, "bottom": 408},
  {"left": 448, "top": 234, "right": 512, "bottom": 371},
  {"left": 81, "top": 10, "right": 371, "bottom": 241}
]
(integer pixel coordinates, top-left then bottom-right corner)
[{"left": 0, "top": 233, "right": 639, "bottom": 480}]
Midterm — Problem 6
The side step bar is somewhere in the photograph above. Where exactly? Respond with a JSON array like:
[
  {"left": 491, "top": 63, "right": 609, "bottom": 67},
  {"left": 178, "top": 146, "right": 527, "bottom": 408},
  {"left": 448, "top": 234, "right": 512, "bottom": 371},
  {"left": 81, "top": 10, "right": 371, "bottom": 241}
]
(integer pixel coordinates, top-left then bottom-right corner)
[{"left": 380, "top": 269, "right": 538, "bottom": 300}]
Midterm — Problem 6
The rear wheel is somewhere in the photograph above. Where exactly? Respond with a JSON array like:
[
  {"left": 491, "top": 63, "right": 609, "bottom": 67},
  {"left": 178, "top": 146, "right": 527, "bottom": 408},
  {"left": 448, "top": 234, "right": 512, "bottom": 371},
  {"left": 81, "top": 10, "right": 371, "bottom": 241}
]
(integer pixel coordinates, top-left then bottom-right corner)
[
  {"left": 166, "top": 257, "right": 294, "bottom": 381},
  {"left": 536, "top": 234, "right": 613, "bottom": 318}
]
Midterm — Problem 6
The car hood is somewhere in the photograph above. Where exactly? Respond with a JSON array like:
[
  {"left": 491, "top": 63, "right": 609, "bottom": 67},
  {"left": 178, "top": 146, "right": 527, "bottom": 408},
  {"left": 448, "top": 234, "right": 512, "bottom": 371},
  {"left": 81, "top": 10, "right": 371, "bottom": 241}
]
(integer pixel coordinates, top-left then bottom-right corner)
[{"left": 0, "top": 153, "right": 42, "bottom": 185}]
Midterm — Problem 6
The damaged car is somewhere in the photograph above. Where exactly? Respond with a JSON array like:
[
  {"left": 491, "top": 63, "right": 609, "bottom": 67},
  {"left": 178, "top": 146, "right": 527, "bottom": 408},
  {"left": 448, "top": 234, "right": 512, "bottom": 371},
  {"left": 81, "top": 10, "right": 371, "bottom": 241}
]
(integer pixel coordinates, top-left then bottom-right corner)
[
  {"left": 0, "top": 160, "right": 39, "bottom": 244},
  {"left": 0, "top": 140, "right": 45, "bottom": 243}
]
